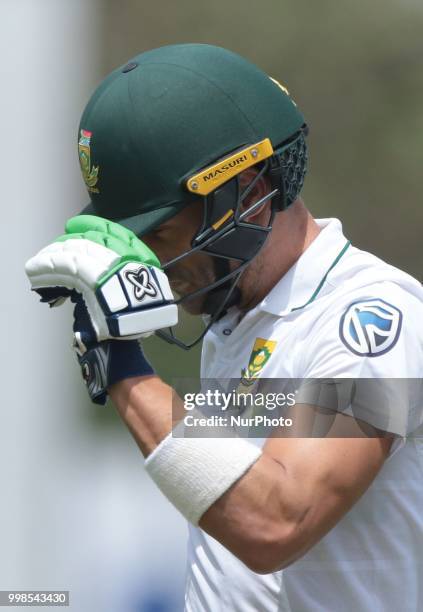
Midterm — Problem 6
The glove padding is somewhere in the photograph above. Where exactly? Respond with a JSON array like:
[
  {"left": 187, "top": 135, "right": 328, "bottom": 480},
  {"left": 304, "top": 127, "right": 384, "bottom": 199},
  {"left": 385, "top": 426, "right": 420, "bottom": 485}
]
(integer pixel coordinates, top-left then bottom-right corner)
[
  {"left": 25, "top": 215, "right": 175, "bottom": 404},
  {"left": 25, "top": 215, "right": 178, "bottom": 341}
]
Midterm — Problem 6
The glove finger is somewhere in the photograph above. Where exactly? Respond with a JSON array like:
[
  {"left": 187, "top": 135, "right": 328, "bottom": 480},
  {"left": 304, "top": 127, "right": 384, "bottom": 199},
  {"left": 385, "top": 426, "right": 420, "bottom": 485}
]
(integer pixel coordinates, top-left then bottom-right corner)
[
  {"left": 34, "top": 286, "right": 72, "bottom": 308},
  {"left": 65, "top": 215, "right": 161, "bottom": 267},
  {"left": 66, "top": 215, "right": 135, "bottom": 244},
  {"left": 25, "top": 237, "right": 119, "bottom": 290},
  {"left": 25, "top": 240, "right": 117, "bottom": 341}
]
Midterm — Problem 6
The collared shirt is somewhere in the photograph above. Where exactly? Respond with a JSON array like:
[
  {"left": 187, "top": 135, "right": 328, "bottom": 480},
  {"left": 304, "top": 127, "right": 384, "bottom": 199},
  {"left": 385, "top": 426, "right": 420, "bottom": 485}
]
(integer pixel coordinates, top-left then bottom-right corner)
[{"left": 185, "top": 218, "right": 423, "bottom": 612}]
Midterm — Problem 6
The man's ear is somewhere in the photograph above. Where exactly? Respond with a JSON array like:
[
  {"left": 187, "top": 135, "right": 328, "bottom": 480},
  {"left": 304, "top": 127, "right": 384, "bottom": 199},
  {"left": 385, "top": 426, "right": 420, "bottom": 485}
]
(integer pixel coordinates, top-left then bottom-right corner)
[{"left": 238, "top": 168, "right": 272, "bottom": 223}]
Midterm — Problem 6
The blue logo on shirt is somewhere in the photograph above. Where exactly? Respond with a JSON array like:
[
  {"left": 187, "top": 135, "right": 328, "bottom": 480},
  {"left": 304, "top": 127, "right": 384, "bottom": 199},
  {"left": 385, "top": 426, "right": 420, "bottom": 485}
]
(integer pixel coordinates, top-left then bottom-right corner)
[{"left": 339, "top": 298, "right": 402, "bottom": 356}]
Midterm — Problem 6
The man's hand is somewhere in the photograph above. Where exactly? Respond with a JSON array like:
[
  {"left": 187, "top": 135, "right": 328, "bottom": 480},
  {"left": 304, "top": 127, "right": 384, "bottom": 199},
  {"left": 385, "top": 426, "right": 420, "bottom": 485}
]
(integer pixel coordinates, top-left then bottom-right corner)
[
  {"left": 25, "top": 214, "right": 177, "bottom": 340},
  {"left": 25, "top": 215, "right": 177, "bottom": 403}
]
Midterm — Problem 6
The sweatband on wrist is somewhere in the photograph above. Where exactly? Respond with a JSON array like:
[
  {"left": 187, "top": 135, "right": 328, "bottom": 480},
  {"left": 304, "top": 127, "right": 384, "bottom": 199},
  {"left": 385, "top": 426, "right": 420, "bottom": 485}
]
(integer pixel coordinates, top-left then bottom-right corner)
[
  {"left": 107, "top": 339, "right": 154, "bottom": 387},
  {"left": 78, "top": 339, "right": 154, "bottom": 405},
  {"left": 144, "top": 433, "right": 262, "bottom": 525}
]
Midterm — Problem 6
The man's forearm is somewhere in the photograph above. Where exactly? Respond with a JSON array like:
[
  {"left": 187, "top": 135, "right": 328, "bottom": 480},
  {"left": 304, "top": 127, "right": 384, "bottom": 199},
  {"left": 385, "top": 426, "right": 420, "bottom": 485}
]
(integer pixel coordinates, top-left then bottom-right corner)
[
  {"left": 108, "top": 376, "right": 391, "bottom": 574},
  {"left": 109, "top": 375, "right": 174, "bottom": 456},
  {"left": 107, "top": 375, "right": 306, "bottom": 572}
]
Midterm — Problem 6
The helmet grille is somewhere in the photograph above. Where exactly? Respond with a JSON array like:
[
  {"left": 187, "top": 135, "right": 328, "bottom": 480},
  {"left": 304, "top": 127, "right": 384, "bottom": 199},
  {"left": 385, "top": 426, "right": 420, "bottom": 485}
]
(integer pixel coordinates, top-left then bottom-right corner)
[{"left": 280, "top": 131, "right": 308, "bottom": 207}]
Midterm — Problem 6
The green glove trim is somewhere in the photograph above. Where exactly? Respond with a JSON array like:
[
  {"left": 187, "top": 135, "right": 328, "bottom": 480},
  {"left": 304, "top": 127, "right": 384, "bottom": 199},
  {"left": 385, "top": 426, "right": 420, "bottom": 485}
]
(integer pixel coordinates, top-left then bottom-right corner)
[{"left": 54, "top": 215, "right": 161, "bottom": 287}]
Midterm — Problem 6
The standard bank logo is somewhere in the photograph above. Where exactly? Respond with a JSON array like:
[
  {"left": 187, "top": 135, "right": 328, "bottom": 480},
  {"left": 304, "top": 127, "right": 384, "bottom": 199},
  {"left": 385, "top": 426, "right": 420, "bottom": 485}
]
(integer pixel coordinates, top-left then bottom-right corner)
[{"left": 339, "top": 298, "right": 402, "bottom": 357}]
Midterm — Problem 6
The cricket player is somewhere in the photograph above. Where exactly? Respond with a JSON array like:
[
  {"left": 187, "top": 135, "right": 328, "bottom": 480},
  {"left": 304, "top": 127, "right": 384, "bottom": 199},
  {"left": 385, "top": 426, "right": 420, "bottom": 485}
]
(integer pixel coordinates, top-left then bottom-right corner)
[{"left": 25, "top": 44, "right": 423, "bottom": 611}]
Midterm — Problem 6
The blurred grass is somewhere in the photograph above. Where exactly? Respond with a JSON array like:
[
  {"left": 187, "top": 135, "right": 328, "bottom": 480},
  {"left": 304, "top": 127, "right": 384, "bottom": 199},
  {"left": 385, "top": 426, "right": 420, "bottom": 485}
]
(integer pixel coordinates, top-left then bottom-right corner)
[{"left": 142, "top": 310, "right": 202, "bottom": 380}]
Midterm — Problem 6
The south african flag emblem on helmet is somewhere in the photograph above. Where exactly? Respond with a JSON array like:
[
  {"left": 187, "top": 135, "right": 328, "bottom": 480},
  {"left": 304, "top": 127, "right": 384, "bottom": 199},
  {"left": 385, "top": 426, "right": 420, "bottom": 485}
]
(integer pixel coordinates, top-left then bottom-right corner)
[{"left": 78, "top": 129, "right": 100, "bottom": 194}]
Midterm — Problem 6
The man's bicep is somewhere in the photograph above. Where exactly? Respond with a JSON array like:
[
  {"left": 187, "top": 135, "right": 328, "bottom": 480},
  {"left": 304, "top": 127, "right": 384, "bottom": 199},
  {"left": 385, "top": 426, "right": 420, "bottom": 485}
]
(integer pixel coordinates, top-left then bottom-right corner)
[
  {"left": 263, "top": 415, "right": 393, "bottom": 563},
  {"left": 199, "top": 408, "right": 393, "bottom": 572}
]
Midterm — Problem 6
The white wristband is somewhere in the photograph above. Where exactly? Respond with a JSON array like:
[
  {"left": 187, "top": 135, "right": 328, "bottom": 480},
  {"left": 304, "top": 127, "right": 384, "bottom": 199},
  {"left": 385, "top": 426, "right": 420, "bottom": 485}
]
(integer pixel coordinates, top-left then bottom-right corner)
[{"left": 144, "top": 433, "right": 262, "bottom": 525}]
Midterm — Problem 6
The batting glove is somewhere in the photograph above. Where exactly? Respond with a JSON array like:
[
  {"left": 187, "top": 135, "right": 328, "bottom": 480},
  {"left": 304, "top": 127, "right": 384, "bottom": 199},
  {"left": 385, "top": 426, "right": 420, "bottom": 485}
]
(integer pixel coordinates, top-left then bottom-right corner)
[{"left": 25, "top": 215, "right": 178, "bottom": 404}]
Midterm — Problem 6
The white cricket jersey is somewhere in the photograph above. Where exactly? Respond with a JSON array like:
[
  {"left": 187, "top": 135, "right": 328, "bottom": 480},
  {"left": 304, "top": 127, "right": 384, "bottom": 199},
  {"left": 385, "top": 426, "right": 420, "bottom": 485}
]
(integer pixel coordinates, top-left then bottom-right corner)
[{"left": 184, "top": 218, "right": 423, "bottom": 612}]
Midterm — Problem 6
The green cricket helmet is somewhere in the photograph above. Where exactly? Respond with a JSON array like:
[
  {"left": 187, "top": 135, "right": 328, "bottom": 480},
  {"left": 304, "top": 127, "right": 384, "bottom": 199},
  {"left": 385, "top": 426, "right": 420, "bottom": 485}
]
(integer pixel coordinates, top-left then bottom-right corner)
[{"left": 78, "top": 43, "right": 308, "bottom": 348}]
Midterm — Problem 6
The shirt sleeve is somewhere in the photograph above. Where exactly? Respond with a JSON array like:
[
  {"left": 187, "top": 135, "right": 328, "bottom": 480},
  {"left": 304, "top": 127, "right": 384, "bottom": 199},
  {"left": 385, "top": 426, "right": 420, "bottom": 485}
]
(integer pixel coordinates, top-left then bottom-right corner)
[{"left": 297, "top": 281, "right": 423, "bottom": 440}]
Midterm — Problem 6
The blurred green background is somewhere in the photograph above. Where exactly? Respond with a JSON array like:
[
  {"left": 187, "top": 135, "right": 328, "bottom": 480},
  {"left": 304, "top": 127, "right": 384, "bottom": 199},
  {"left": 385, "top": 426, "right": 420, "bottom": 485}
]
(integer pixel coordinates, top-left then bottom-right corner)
[{"left": 87, "top": 0, "right": 423, "bottom": 422}]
